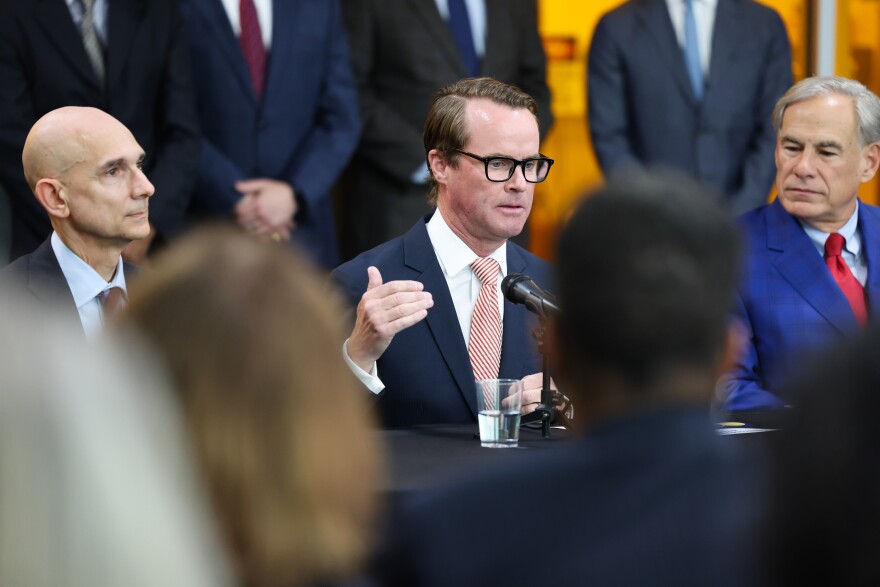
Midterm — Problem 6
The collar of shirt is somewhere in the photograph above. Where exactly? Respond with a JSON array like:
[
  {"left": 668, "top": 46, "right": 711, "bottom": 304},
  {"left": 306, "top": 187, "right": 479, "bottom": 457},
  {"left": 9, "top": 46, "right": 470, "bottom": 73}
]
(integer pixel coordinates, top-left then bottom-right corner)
[
  {"left": 51, "top": 233, "right": 127, "bottom": 341},
  {"left": 799, "top": 200, "right": 866, "bottom": 285},
  {"left": 427, "top": 208, "right": 507, "bottom": 279},
  {"left": 433, "top": 0, "right": 487, "bottom": 57},
  {"left": 64, "top": 0, "right": 109, "bottom": 44},
  {"left": 51, "top": 232, "right": 127, "bottom": 310},
  {"left": 426, "top": 209, "right": 506, "bottom": 347},
  {"left": 665, "top": 0, "right": 718, "bottom": 75},
  {"left": 220, "top": 0, "right": 274, "bottom": 50}
]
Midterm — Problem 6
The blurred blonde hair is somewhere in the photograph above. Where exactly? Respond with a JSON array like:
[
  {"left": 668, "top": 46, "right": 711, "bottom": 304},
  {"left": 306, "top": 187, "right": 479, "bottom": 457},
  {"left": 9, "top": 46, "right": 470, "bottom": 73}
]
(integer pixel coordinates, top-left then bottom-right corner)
[{"left": 122, "top": 226, "right": 381, "bottom": 587}]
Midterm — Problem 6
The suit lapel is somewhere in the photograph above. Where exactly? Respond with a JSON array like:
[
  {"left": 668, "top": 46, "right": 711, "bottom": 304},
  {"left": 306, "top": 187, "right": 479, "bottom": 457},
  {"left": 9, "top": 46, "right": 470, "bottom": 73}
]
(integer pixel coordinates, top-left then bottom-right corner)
[
  {"left": 481, "top": 0, "right": 504, "bottom": 74},
  {"left": 106, "top": 0, "right": 145, "bottom": 93},
  {"left": 35, "top": 0, "right": 100, "bottom": 89},
  {"left": 638, "top": 0, "right": 697, "bottom": 105},
  {"left": 857, "top": 202, "right": 880, "bottom": 319},
  {"left": 264, "top": 0, "right": 298, "bottom": 105},
  {"left": 766, "top": 200, "right": 858, "bottom": 333},
  {"left": 192, "top": 0, "right": 258, "bottom": 101},
  {"left": 406, "top": 0, "right": 467, "bottom": 76},
  {"left": 403, "top": 221, "right": 478, "bottom": 417},
  {"left": 27, "top": 240, "right": 85, "bottom": 336},
  {"left": 704, "top": 0, "right": 742, "bottom": 105}
]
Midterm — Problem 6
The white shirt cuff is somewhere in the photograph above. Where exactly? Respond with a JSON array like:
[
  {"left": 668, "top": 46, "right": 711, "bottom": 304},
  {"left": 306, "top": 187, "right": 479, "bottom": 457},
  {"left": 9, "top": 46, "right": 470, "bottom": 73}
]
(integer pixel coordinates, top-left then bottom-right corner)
[{"left": 342, "top": 339, "right": 385, "bottom": 395}]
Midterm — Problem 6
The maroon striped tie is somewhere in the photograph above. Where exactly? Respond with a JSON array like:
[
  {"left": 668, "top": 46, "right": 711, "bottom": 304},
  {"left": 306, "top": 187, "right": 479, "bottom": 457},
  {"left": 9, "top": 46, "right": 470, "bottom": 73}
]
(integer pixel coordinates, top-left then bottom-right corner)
[
  {"left": 469, "top": 257, "right": 502, "bottom": 382},
  {"left": 239, "top": 0, "right": 266, "bottom": 99}
]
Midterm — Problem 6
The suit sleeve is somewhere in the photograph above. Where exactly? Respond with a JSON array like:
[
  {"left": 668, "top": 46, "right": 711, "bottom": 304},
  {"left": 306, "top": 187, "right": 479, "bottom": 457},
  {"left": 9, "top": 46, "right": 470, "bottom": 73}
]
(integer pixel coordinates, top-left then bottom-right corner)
[
  {"left": 0, "top": 7, "right": 49, "bottom": 244},
  {"left": 281, "top": 0, "right": 362, "bottom": 211},
  {"left": 587, "top": 15, "right": 642, "bottom": 176},
  {"left": 722, "top": 293, "right": 787, "bottom": 411},
  {"left": 514, "top": 0, "right": 553, "bottom": 139},
  {"left": 191, "top": 139, "right": 248, "bottom": 215},
  {"left": 144, "top": 0, "right": 201, "bottom": 243},
  {"left": 341, "top": 0, "right": 426, "bottom": 184},
  {"left": 727, "top": 10, "right": 791, "bottom": 214}
]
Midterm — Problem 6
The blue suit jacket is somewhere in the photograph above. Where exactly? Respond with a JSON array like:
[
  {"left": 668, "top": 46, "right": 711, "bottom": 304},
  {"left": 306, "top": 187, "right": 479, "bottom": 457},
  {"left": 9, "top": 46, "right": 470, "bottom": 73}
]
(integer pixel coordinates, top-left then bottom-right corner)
[
  {"left": 724, "top": 200, "right": 880, "bottom": 411},
  {"left": 377, "top": 407, "right": 760, "bottom": 587},
  {"left": 588, "top": 0, "right": 791, "bottom": 214},
  {"left": 331, "top": 217, "right": 554, "bottom": 427},
  {"left": 180, "top": 0, "right": 361, "bottom": 267}
]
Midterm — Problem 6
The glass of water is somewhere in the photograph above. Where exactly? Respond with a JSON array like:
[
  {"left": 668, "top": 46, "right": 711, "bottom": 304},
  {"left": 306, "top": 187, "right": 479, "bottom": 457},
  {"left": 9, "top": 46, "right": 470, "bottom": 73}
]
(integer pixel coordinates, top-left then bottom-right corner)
[{"left": 475, "top": 379, "right": 523, "bottom": 448}]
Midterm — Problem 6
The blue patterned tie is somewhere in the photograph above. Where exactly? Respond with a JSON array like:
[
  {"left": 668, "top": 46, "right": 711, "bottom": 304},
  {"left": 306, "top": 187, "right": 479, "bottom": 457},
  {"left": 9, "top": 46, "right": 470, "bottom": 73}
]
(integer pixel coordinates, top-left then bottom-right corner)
[
  {"left": 448, "top": 0, "right": 480, "bottom": 77},
  {"left": 683, "top": 0, "right": 703, "bottom": 101}
]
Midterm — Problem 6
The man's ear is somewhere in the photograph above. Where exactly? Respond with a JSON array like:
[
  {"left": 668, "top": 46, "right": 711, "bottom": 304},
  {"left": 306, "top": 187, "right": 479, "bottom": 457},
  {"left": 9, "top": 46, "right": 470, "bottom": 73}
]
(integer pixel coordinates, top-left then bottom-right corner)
[
  {"left": 427, "top": 149, "right": 448, "bottom": 185},
  {"left": 33, "top": 178, "right": 70, "bottom": 219},
  {"left": 860, "top": 142, "right": 880, "bottom": 183}
]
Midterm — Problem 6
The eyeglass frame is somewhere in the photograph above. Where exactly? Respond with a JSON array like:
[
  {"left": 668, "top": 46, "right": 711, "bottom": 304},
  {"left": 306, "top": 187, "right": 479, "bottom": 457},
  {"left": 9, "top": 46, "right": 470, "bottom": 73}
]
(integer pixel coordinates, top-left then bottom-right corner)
[{"left": 450, "top": 149, "right": 555, "bottom": 183}]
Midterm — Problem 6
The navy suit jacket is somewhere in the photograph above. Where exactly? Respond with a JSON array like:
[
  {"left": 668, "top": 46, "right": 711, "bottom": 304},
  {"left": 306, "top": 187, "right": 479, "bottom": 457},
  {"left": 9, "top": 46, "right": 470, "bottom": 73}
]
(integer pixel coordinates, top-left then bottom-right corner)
[
  {"left": 180, "top": 0, "right": 361, "bottom": 267},
  {"left": 0, "top": 238, "right": 138, "bottom": 337},
  {"left": 588, "top": 0, "right": 791, "bottom": 214},
  {"left": 331, "top": 217, "right": 554, "bottom": 427},
  {"left": 378, "top": 407, "right": 760, "bottom": 587},
  {"left": 0, "top": 0, "right": 200, "bottom": 259},
  {"left": 724, "top": 200, "right": 880, "bottom": 411}
]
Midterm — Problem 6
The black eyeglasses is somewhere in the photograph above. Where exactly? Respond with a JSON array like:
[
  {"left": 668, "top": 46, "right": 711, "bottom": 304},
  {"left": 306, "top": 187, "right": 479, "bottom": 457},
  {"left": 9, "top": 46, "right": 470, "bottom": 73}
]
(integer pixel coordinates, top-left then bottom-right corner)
[{"left": 452, "top": 149, "right": 554, "bottom": 183}]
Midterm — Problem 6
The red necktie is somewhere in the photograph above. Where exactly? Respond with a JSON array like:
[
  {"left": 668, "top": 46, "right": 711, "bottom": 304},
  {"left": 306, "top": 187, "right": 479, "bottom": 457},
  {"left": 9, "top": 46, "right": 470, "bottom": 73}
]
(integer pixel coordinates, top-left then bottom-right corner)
[
  {"left": 469, "top": 257, "right": 502, "bottom": 381},
  {"left": 825, "top": 232, "right": 867, "bottom": 325},
  {"left": 239, "top": 0, "right": 266, "bottom": 99}
]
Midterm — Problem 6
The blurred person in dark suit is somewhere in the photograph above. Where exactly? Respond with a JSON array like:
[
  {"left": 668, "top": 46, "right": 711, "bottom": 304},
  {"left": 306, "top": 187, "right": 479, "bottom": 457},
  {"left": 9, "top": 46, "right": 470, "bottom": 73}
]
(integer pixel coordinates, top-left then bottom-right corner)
[
  {"left": 589, "top": 0, "right": 791, "bottom": 214},
  {"left": 762, "top": 326, "right": 880, "bottom": 586},
  {"left": 0, "top": 294, "right": 232, "bottom": 587},
  {"left": 0, "top": 0, "right": 199, "bottom": 264},
  {"left": 179, "top": 0, "right": 361, "bottom": 268},
  {"left": 0, "top": 106, "right": 154, "bottom": 339},
  {"left": 377, "top": 172, "right": 760, "bottom": 587},
  {"left": 121, "top": 226, "right": 382, "bottom": 587},
  {"left": 338, "top": 0, "right": 553, "bottom": 259}
]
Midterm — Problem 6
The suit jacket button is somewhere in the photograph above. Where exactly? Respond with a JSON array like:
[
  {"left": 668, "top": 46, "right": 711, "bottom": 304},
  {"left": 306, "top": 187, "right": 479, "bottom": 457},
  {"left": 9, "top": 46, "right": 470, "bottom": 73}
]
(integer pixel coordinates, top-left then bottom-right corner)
[{"left": 258, "top": 118, "right": 268, "bottom": 130}]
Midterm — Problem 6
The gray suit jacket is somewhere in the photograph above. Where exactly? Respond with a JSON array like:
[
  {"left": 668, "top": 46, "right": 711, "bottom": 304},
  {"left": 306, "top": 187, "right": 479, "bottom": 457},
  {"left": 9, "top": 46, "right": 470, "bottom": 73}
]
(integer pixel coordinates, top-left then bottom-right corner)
[
  {"left": 588, "top": 0, "right": 792, "bottom": 214},
  {"left": 338, "top": 0, "right": 553, "bottom": 257}
]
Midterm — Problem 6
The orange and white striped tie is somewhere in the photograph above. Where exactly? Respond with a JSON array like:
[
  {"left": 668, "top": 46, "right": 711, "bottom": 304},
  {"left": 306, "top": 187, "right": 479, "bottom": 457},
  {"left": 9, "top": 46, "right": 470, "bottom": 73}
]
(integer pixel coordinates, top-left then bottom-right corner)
[{"left": 469, "top": 257, "right": 502, "bottom": 385}]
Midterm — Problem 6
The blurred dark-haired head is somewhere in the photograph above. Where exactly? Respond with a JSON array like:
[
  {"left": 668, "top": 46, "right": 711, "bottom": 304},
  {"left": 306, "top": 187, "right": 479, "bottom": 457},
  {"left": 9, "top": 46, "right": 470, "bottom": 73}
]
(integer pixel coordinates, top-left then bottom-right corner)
[
  {"left": 764, "top": 326, "right": 880, "bottom": 585},
  {"left": 555, "top": 171, "right": 741, "bottom": 419},
  {"left": 120, "top": 226, "right": 381, "bottom": 587}
]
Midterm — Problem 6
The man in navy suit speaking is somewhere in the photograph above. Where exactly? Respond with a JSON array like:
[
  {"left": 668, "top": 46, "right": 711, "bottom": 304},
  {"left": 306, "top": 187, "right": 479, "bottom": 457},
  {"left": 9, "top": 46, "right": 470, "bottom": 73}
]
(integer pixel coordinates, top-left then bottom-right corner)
[{"left": 331, "top": 78, "right": 559, "bottom": 428}]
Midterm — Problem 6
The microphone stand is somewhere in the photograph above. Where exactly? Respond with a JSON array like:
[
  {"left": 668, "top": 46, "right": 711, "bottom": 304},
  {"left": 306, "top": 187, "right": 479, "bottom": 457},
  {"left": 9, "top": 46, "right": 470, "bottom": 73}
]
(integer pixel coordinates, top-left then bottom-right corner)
[{"left": 521, "top": 315, "right": 554, "bottom": 438}]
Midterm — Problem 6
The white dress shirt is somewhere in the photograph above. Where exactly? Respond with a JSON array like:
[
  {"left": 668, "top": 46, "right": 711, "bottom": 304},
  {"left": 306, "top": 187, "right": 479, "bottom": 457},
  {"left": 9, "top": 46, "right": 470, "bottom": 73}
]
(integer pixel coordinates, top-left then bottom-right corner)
[
  {"left": 65, "top": 0, "right": 109, "bottom": 44},
  {"left": 220, "top": 0, "right": 273, "bottom": 49},
  {"left": 665, "top": 0, "right": 717, "bottom": 76},
  {"left": 800, "top": 201, "right": 867, "bottom": 286},
  {"left": 343, "top": 209, "right": 507, "bottom": 394},
  {"left": 51, "top": 232, "right": 128, "bottom": 340}
]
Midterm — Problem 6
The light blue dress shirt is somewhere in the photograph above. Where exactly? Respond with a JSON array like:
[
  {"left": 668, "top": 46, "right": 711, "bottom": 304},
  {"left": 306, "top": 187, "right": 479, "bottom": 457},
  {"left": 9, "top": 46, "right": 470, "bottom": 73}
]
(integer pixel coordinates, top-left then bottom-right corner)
[
  {"left": 51, "top": 232, "right": 128, "bottom": 340},
  {"left": 800, "top": 201, "right": 867, "bottom": 286}
]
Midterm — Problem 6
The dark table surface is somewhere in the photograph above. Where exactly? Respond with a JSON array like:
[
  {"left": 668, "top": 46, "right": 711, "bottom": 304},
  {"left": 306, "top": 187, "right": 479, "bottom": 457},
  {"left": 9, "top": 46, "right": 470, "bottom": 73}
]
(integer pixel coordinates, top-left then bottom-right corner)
[{"left": 379, "top": 410, "right": 785, "bottom": 494}]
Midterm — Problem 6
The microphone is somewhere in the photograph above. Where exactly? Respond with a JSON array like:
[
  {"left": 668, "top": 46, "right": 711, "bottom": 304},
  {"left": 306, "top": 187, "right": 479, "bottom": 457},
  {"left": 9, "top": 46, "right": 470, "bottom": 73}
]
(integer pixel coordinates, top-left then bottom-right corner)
[{"left": 501, "top": 273, "right": 559, "bottom": 318}]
